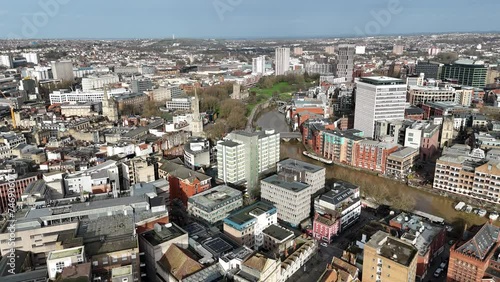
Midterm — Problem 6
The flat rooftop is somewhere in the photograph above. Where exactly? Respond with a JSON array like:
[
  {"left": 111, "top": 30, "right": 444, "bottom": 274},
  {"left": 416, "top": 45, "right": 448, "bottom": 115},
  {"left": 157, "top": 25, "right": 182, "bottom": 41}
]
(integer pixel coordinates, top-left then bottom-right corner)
[
  {"left": 360, "top": 76, "right": 405, "bottom": 85},
  {"left": 224, "top": 201, "right": 276, "bottom": 230},
  {"left": 48, "top": 246, "right": 84, "bottom": 260},
  {"left": 278, "top": 158, "right": 324, "bottom": 173},
  {"left": 262, "top": 224, "right": 294, "bottom": 242},
  {"left": 140, "top": 223, "right": 187, "bottom": 246},
  {"left": 262, "top": 174, "right": 310, "bottom": 193},
  {"left": 367, "top": 231, "right": 417, "bottom": 267},
  {"left": 188, "top": 185, "right": 242, "bottom": 212}
]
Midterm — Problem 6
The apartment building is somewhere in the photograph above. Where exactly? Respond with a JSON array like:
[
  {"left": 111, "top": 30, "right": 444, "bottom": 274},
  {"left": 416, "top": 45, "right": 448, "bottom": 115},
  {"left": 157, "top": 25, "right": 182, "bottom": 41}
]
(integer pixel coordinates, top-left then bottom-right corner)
[
  {"left": 314, "top": 181, "right": 361, "bottom": 232},
  {"left": 276, "top": 158, "right": 325, "bottom": 194},
  {"left": 322, "top": 129, "right": 364, "bottom": 165},
  {"left": 407, "top": 85, "right": 457, "bottom": 105},
  {"left": 121, "top": 156, "right": 156, "bottom": 190},
  {"left": 261, "top": 174, "right": 311, "bottom": 227},
  {"left": 187, "top": 185, "right": 243, "bottom": 224},
  {"left": 362, "top": 231, "right": 418, "bottom": 282},
  {"left": 336, "top": 44, "right": 355, "bottom": 82},
  {"left": 115, "top": 92, "right": 148, "bottom": 112},
  {"left": 223, "top": 201, "right": 277, "bottom": 250},
  {"left": 353, "top": 140, "right": 400, "bottom": 174},
  {"left": 386, "top": 147, "right": 419, "bottom": 179},
  {"left": 312, "top": 213, "right": 340, "bottom": 243},
  {"left": 81, "top": 74, "right": 119, "bottom": 91},
  {"left": 217, "top": 130, "right": 280, "bottom": 192},
  {"left": 64, "top": 160, "right": 120, "bottom": 195},
  {"left": 275, "top": 47, "right": 290, "bottom": 76}
]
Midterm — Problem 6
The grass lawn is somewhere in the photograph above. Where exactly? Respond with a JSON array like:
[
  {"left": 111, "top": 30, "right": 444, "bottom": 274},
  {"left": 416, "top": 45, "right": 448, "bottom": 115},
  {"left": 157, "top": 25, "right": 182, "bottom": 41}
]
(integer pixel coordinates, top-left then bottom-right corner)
[{"left": 246, "top": 82, "right": 294, "bottom": 114}]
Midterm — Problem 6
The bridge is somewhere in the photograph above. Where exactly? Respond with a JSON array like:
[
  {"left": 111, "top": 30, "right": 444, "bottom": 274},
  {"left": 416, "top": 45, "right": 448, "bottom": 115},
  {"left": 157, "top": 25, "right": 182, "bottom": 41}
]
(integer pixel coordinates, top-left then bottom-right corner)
[{"left": 279, "top": 132, "right": 302, "bottom": 142}]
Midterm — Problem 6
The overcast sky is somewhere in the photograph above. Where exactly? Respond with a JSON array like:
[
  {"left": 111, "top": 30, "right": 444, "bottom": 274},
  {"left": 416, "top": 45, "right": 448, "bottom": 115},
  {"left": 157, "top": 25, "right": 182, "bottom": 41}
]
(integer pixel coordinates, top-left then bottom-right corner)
[{"left": 1, "top": 0, "right": 498, "bottom": 39}]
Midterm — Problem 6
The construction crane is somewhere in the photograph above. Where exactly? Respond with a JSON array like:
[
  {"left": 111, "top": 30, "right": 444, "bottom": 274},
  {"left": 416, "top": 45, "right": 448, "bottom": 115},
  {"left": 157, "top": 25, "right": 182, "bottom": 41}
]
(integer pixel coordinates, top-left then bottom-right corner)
[{"left": 0, "top": 90, "right": 16, "bottom": 129}]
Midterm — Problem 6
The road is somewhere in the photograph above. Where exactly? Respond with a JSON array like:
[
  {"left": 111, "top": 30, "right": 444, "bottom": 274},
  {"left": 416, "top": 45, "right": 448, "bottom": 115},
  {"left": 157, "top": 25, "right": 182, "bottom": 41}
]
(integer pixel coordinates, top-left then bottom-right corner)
[{"left": 255, "top": 108, "right": 290, "bottom": 133}]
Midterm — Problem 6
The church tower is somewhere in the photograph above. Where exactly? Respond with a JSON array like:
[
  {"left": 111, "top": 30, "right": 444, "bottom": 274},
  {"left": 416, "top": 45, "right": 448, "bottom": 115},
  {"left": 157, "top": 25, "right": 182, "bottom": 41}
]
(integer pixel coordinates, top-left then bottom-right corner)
[
  {"left": 102, "top": 86, "right": 119, "bottom": 122},
  {"left": 190, "top": 88, "right": 203, "bottom": 136}
]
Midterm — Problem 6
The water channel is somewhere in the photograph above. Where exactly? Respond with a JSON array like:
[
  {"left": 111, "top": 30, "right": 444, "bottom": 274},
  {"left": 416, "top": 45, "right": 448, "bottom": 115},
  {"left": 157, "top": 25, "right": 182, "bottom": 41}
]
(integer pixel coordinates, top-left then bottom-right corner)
[{"left": 255, "top": 108, "right": 489, "bottom": 226}]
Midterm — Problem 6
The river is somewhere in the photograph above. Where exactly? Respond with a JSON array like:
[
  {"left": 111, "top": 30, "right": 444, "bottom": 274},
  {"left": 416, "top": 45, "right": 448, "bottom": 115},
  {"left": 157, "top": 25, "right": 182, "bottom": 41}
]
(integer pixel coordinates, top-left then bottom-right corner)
[{"left": 256, "top": 109, "right": 488, "bottom": 226}]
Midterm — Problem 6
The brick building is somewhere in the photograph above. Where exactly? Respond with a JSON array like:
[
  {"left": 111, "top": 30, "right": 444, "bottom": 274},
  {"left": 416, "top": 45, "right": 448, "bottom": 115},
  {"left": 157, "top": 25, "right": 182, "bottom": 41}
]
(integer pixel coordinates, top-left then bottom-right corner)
[
  {"left": 447, "top": 223, "right": 500, "bottom": 282},
  {"left": 312, "top": 213, "right": 340, "bottom": 243},
  {"left": 0, "top": 174, "right": 38, "bottom": 213},
  {"left": 353, "top": 140, "right": 400, "bottom": 174}
]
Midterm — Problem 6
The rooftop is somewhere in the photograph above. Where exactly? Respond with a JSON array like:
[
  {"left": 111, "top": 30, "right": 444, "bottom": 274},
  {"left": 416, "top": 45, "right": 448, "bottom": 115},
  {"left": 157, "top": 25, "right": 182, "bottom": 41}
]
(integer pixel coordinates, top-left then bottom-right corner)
[
  {"left": 140, "top": 223, "right": 187, "bottom": 246},
  {"left": 48, "top": 246, "right": 84, "bottom": 260},
  {"left": 224, "top": 201, "right": 276, "bottom": 230},
  {"left": 262, "top": 174, "right": 310, "bottom": 193},
  {"left": 278, "top": 158, "right": 324, "bottom": 173},
  {"left": 455, "top": 223, "right": 500, "bottom": 261},
  {"left": 187, "top": 185, "right": 242, "bottom": 212},
  {"left": 157, "top": 244, "right": 203, "bottom": 281},
  {"left": 360, "top": 76, "right": 405, "bottom": 85},
  {"left": 262, "top": 224, "right": 294, "bottom": 242},
  {"left": 366, "top": 231, "right": 417, "bottom": 267}
]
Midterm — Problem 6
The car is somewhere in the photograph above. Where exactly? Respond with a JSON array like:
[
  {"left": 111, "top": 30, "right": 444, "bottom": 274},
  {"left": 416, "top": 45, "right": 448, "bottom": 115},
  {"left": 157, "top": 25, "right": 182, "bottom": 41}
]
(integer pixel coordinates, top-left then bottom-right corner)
[
  {"left": 448, "top": 240, "right": 455, "bottom": 246},
  {"left": 478, "top": 209, "right": 487, "bottom": 217},
  {"left": 320, "top": 242, "right": 328, "bottom": 247},
  {"left": 434, "top": 268, "right": 443, "bottom": 277},
  {"left": 440, "top": 262, "right": 447, "bottom": 269}
]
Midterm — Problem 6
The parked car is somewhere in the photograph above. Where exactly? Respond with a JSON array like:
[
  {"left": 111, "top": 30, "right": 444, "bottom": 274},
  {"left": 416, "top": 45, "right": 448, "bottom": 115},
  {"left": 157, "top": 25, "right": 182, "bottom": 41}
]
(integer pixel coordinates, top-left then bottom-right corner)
[
  {"left": 465, "top": 205, "right": 473, "bottom": 213},
  {"left": 320, "top": 242, "right": 328, "bottom": 247},
  {"left": 478, "top": 209, "right": 487, "bottom": 217},
  {"left": 434, "top": 268, "right": 443, "bottom": 277},
  {"left": 490, "top": 212, "right": 499, "bottom": 221},
  {"left": 440, "top": 262, "right": 447, "bottom": 269}
]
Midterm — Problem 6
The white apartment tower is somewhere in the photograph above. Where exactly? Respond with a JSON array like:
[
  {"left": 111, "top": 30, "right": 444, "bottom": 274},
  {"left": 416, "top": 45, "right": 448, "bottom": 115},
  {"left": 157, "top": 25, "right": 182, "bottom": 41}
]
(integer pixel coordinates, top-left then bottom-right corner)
[
  {"left": 275, "top": 48, "right": 290, "bottom": 76},
  {"left": 336, "top": 44, "right": 355, "bottom": 82},
  {"left": 252, "top": 56, "right": 266, "bottom": 75},
  {"left": 354, "top": 77, "right": 407, "bottom": 138},
  {"left": 22, "top": 53, "right": 39, "bottom": 65}
]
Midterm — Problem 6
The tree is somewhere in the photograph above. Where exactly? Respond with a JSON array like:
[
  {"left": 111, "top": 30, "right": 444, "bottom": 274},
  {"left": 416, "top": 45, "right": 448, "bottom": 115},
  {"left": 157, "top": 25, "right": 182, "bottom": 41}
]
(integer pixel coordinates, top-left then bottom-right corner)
[
  {"left": 200, "top": 96, "right": 220, "bottom": 112},
  {"left": 206, "top": 122, "right": 227, "bottom": 140},
  {"left": 226, "top": 110, "right": 247, "bottom": 130},
  {"left": 142, "top": 100, "right": 161, "bottom": 118}
]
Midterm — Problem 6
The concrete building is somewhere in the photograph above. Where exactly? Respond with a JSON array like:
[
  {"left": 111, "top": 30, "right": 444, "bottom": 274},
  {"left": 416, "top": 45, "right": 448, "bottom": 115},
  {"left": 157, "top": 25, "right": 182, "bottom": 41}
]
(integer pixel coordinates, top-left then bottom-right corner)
[
  {"left": 262, "top": 224, "right": 295, "bottom": 256},
  {"left": 354, "top": 77, "right": 407, "bottom": 138},
  {"left": 61, "top": 101, "right": 101, "bottom": 117},
  {"left": 325, "top": 46, "right": 335, "bottom": 54},
  {"left": 407, "top": 85, "right": 457, "bottom": 106},
  {"left": 138, "top": 223, "right": 189, "bottom": 281},
  {"left": 0, "top": 55, "right": 12, "bottom": 68},
  {"left": 362, "top": 231, "right": 418, "bottom": 282},
  {"left": 81, "top": 74, "right": 119, "bottom": 91},
  {"left": 234, "top": 252, "right": 281, "bottom": 282},
  {"left": 223, "top": 201, "right": 277, "bottom": 250},
  {"left": 146, "top": 86, "right": 183, "bottom": 102},
  {"left": 447, "top": 223, "right": 500, "bottom": 282},
  {"left": 130, "top": 79, "right": 153, "bottom": 93},
  {"left": 276, "top": 158, "right": 325, "bottom": 194},
  {"left": 165, "top": 96, "right": 192, "bottom": 111},
  {"left": 64, "top": 160, "right": 120, "bottom": 195},
  {"left": 393, "top": 45, "right": 405, "bottom": 55},
  {"left": 415, "top": 61, "right": 441, "bottom": 79},
  {"left": 261, "top": 174, "right": 311, "bottom": 227},
  {"left": 21, "top": 52, "right": 39, "bottom": 65},
  {"left": 184, "top": 137, "right": 212, "bottom": 170},
  {"left": 275, "top": 48, "right": 290, "bottom": 76},
  {"left": 115, "top": 92, "right": 148, "bottom": 113},
  {"left": 314, "top": 181, "right": 361, "bottom": 232},
  {"left": 47, "top": 246, "right": 86, "bottom": 280},
  {"left": 441, "top": 59, "right": 488, "bottom": 88},
  {"left": 252, "top": 56, "right": 266, "bottom": 75},
  {"left": 51, "top": 61, "right": 74, "bottom": 82},
  {"left": 187, "top": 185, "right": 243, "bottom": 224},
  {"left": 121, "top": 156, "right": 156, "bottom": 190},
  {"left": 336, "top": 44, "right": 355, "bottom": 82},
  {"left": 49, "top": 88, "right": 129, "bottom": 104},
  {"left": 386, "top": 147, "right": 419, "bottom": 179},
  {"left": 217, "top": 130, "right": 280, "bottom": 192}
]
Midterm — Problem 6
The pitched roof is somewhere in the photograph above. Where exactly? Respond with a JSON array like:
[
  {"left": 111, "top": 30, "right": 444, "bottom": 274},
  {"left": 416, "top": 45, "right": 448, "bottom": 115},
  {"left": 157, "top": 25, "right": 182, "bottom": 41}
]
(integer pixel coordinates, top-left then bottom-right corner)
[
  {"left": 158, "top": 244, "right": 203, "bottom": 280},
  {"left": 455, "top": 223, "right": 500, "bottom": 260},
  {"left": 159, "top": 158, "right": 211, "bottom": 182},
  {"left": 243, "top": 253, "right": 272, "bottom": 272}
]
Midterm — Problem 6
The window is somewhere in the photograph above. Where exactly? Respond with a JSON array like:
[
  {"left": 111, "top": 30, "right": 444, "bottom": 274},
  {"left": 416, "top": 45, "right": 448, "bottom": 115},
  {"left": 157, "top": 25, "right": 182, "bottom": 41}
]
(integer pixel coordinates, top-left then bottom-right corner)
[{"left": 56, "top": 262, "right": 65, "bottom": 271}]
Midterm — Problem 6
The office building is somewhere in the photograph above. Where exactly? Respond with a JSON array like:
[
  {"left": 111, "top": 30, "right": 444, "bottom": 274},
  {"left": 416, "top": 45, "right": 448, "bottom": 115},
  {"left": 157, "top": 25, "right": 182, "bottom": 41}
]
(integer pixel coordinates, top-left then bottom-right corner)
[
  {"left": 121, "top": 156, "right": 156, "bottom": 190},
  {"left": 184, "top": 137, "right": 212, "bottom": 170},
  {"left": 324, "top": 46, "right": 335, "bottom": 55},
  {"left": 51, "top": 61, "right": 75, "bottom": 82},
  {"left": 21, "top": 52, "right": 38, "bottom": 65},
  {"left": 448, "top": 223, "right": 500, "bottom": 282},
  {"left": 252, "top": 56, "right": 266, "bottom": 75},
  {"left": 261, "top": 174, "right": 311, "bottom": 227},
  {"left": 223, "top": 201, "right": 277, "bottom": 250},
  {"left": 415, "top": 61, "right": 441, "bottom": 79},
  {"left": 49, "top": 88, "right": 129, "bottom": 104},
  {"left": 115, "top": 92, "right": 148, "bottom": 113},
  {"left": 362, "top": 231, "right": 418, "bottom": 282},
  {"left": 354, "top": 76, "right": 407, "bottom": 138},
  {"left": 81, "top": 74, "right": 119, "bottom": 91},
  {"left": 355, "top": 45, "right": 366, "bottom": 54},
  {"left": 277, "top": 158, "right": 325, "bottom": 194},
  {"left": 165, "top": 96, "right": 192, "bottom": 111},
  {"left": 64, "top": 160, "right": 120, "bottom": 195},
  {"left": 60, "top": 101, "right": 101, "bottom": 117},
  {"left": 293, "top": 47, "right": 303, "bottom": 56},
  {"left": 217, "top": 130, "right": 280, "bottom": 192},
  {"left": 441, "top": 59, "right": 488, "bottom": 88},
  {"left": 146, "top": 86, "right": 183, "bottom": 102},
  {"left": 336, "top": 44, "right": 355, "bottom": 82},
  {"left": 275, "top": 48, "right": 290, "bottom": 76},
  {"left": 131, "top": 79, "right": 153, "bottom": 93},
  {"left": 407, "top": 85, "right": 457, "bottom": 106},
  {"left": 305, "top": 63, "right": 334, "bottom": 75},
  {"left": 187, "top": 185, "right": 243, "bottom": 224},
  {"left": 262, "top": 224, "right": 295, "bottom": 255},
  {"left": 0, "top": 55, "right": 12, "bottom": 68}
]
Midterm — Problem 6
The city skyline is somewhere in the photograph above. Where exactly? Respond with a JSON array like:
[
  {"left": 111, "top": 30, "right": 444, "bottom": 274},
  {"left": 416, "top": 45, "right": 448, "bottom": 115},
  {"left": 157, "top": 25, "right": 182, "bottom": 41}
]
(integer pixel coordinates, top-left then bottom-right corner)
[{"left": 0, "top": 0, "right": 499, "bottom": 39}]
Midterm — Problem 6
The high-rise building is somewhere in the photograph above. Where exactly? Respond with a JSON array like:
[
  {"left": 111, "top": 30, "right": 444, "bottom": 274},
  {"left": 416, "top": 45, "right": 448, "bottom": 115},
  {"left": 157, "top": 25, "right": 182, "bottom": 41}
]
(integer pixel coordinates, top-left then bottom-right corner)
[
  {"left": 354, "top": 76, "right": 407, "bottom": 138},
  {"left": 252, "top": 55, "right": 266, "bottom": 75},
  {"left": 0, "top": 55, "right": 13, "bottom": 68},
  {"left": 217, "top": 130, "right": 280, "bottom": 193},
  {"left": 293, "top": 47, "right": 303, "bottom": 56},
  {"left": 362, "top": 231, "right": 418, "bottom": 282},
  {"left": 336, "top": 44, "right": 355, "bottom": 82},
  {"left": 415, "top": 61, "right": 441, "bottom": 79},
  {"left": 355, "top": 45, "right": 366, "bottom": 54},
  {"left": 275, "top": 48, "right": 290, "bottom": 76},
  {"left": 51, "top": 61, "right": 74, "bottom": 82},
  {"left": 324, "top": 46, "right": 335, "bottom": 55},
  {"left": 101, "top": 87, "right": 119, "bottom": 122},
  {"left": 440, "top": 59, "right": 488, "bottom": 88},
  {"left": 21, "top": 52, "right": 39, "bottom": 65}
]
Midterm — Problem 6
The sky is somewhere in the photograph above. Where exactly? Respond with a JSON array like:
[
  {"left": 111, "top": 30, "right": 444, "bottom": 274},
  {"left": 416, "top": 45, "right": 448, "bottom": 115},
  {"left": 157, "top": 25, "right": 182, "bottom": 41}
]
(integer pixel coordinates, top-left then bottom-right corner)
[{"left": 0, "top": 0, "right": 499, "bottom": 39}]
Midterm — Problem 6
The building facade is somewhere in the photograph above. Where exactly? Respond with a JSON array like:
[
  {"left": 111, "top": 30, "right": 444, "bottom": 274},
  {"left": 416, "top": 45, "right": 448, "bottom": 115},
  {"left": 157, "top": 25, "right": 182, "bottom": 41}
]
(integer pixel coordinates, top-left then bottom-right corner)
[
  {"left": 187, "top": 185, "right": 243, "bottom": 224},
  {"left": 275, "top": 48, "right": 290, "bottom": 76}
]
